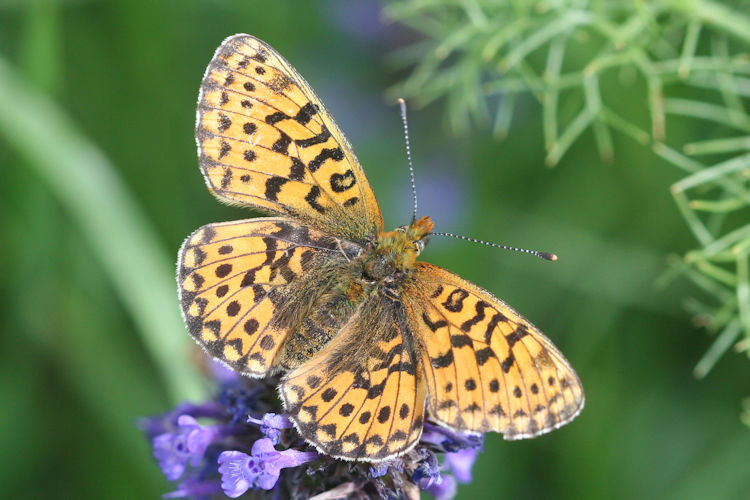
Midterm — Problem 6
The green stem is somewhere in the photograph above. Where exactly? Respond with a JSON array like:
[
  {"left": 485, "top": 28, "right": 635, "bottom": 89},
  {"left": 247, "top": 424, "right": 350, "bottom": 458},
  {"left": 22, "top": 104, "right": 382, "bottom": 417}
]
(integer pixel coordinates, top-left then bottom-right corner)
[{"left": 0, "top": 58, "right": 206, "bottom": 404}]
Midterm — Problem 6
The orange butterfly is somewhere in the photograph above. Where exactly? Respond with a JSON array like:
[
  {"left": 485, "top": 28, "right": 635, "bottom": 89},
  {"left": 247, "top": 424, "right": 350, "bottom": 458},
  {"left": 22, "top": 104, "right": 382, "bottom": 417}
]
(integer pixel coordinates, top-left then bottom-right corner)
[{"left": 178, "top": 34, "right": 584, "bottom": 461}]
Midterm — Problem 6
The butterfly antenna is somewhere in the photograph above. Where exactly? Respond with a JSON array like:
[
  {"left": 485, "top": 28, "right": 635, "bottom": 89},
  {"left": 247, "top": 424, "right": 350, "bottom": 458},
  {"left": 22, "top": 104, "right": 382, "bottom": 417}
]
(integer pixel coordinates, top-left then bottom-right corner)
[
  {"left": 429, "top": 232, "right": 558, "bottom": 262},
  {"left": 398, "top": 98, "right": 418, "bottom": 224}
]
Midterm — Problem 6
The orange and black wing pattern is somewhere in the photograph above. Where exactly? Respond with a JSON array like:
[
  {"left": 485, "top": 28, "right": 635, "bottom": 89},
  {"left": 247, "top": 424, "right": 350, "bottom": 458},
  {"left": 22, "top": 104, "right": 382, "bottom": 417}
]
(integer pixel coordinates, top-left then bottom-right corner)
[
  {"left": 196, "top": 34, "right": 382, "bottom": 242},
  {"left": 280, "top": 297, "right": 426, "bottom": 461},
  {"left": 405, "top": 263, "right": 584, "bottom": 439},
  {"left": 178, "top": 217, "right": 361, "bottom": 377}
]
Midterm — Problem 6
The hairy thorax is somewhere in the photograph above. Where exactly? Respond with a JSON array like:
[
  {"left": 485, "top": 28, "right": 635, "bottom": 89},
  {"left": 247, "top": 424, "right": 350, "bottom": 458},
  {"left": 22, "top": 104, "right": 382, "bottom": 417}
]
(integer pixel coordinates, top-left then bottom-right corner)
[{"left": 278, "top": 216, "right": 433, "bottom": 370}]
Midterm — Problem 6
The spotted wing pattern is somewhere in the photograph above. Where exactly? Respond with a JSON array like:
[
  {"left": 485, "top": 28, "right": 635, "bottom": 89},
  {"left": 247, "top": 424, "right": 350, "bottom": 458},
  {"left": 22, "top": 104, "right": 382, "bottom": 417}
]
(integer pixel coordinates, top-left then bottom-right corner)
[
  {"left": 178, "top": 217, "right": 360, "bottom": 377},
  {"left": 280, "top": 297, "right": 426, "bottom": 461},
  {"left": 406, "top": 263, "right": 584, "bottom": 439},
  {"left": 196, "top": 34, "right": 383, "bottom": 242}
]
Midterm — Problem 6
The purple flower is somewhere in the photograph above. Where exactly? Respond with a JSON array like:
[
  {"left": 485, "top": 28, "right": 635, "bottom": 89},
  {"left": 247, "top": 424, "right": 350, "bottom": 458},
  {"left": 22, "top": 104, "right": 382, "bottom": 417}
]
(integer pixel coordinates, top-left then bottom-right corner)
[
  {"left": 247, "top": 413, "right": 294, "bottom": 445},
  {"left": 140, "top": 401, "right": 225, "bottom": 439},
  {"left": 412, "top": 448, "right": 441, "bottom": 487},
  {"left": 152, "top": 414, "right": 235, "bottom": 480},
  {"left": 420, "top": 421, "right": 483, "bottom": 452},
  {"left": 445, "top": 447, "right": 479, "bottom": 483},
  {"left": 369, "top": 462, "right": 389, "bottom": 478},
  {"left": 423, "top": 473, "right": 457, "bottom": 500},
  {"left": 218, "top": 438, "right": 320, "bottom": 496}
]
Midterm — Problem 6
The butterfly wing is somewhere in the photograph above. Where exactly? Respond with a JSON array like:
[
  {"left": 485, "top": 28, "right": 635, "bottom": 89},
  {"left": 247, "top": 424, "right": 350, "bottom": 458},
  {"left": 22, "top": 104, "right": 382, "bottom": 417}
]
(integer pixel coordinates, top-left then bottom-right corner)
[
  {"left": 196, "top": 34, "right": 383, "bottom": 242},
  {"left": 280, "top": 296, "right": 426, "bottom": 461},
  {"left": 178, "top": 217, "right": 362, "bottom": 377},
  {"left": 404, "top": 262, "right": 584, "bottom": 439}
]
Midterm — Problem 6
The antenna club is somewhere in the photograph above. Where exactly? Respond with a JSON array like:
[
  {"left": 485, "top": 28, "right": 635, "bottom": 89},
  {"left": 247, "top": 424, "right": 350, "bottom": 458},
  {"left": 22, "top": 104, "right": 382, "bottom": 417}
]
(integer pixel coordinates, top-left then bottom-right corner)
[{"left": 540, "top": 252, "right": 558, "bottom": 262}]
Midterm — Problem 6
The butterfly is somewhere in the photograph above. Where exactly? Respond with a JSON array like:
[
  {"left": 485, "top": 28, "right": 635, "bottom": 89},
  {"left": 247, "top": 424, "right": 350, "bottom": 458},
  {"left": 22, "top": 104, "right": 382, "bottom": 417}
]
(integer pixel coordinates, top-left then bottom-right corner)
[{"left": 178, "top": 34, "right": 584, "bottom": 461}]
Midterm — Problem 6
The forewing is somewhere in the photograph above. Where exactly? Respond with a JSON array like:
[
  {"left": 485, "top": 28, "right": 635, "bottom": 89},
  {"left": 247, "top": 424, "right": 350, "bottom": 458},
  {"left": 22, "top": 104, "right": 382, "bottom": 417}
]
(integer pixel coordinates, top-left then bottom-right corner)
[
  {"left": 280, "top": 298, "right": 426, "bottom": 461},
  {"left": 196, "top": 34, "right": 383, "bottom": 242},
  {"left": 405, "top": 263, "right": 584, "bottom": 439},
  {"left": 178, "top": 217, "right": 360, "bottom": 376}
]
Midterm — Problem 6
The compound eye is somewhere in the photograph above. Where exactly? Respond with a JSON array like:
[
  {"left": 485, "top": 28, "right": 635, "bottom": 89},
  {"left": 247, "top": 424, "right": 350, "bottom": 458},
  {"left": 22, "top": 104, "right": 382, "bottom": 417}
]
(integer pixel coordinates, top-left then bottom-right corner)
[
  {"left": 395, "top": 225, "right": 408, "bottom": 233},
  {"left": 413, "top": 239, "right": 426, "bottom": 254}
]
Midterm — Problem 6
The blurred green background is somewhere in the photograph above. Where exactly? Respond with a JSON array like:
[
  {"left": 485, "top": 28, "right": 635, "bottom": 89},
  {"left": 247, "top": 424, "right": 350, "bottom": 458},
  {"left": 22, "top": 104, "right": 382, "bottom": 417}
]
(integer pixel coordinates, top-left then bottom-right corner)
[{"left": 0, "top": 1, "right": 748, "bottom": 499}]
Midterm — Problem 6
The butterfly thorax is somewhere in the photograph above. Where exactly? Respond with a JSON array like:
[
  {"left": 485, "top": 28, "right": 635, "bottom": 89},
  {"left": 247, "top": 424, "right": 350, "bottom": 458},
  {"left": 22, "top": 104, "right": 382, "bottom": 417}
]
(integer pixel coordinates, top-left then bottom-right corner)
[
  {"left": 276, "top": 217, "right": 432, "bottom": 371},
  {"left": 363, "top": 216, "right": 434, "bottom": 281}
]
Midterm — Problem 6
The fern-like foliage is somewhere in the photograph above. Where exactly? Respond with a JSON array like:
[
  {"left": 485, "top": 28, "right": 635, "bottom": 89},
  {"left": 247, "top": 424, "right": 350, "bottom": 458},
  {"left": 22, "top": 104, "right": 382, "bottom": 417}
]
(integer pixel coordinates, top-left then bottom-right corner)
[{"left": 386, "top": 0, "right": 750, "bottom": 384}]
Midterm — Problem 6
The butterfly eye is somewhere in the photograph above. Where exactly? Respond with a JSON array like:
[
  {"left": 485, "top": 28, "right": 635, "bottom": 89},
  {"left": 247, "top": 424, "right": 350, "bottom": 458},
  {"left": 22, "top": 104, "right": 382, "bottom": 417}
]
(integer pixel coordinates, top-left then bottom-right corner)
[
  {"left": 414, "top": 238, "right": 427, "bottom": 254},
  {"left": 395, "top": 225, "right": 408, "bottom": 233}
]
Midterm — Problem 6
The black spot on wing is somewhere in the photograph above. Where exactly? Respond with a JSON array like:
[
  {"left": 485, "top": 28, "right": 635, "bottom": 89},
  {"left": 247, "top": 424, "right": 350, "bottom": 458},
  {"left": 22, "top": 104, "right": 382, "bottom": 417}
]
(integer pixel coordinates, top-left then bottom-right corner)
[
  {"left": 431, "top": 350, "right": 454, "bottom": 369},
  {"left": 295, "top": 125, "right": 331, "bottom": 148},
  {"left": 308, "top": 147, "right": 344, "bottom": 172},
  {"left": 265, "top": 176, "right": 288, "bottom": 201},
  {"left": 305, "top": 186, "right": 326, "bottom": 213}
]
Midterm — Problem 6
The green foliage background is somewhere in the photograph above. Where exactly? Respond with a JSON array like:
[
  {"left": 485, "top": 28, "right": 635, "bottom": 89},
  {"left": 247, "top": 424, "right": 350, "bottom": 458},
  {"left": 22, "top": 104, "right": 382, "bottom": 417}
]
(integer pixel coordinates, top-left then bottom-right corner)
[{"left": 0, "top": 0, "right": 748, "bottom": 499}]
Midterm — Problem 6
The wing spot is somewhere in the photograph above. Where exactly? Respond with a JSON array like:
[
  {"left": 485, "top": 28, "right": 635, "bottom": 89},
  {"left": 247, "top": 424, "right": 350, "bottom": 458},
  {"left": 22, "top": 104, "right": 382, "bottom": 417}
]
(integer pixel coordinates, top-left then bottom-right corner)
[
  {"left": 304, "top": 186, "right": 326, "bottom": 213},
  {"left": 241, "top": 100, "right": 252, "bottom": 109},
  {"left": 358, "top": 411, "right": 371, "bottom": 424},
  {"left": 289, "top": 158, "right": 305, "bottom": 181},
  {"left": 399, "top": 403, "right": 409, "bottom": 419},
  {"left": 442, "top": 288, "right": 469, "bottom": 312},
  {"left": 438, "top": 400, "right": 456, "bottom": 410},
  {"left": 243, "top": 122, "right": 257, "bottom": 135},
  {"left": 319, "top": 423, "right": 336, "bottom": 438},
  {"left": 254, "top": 66, "right": 265, "bottom": 75},
  {"left": 464, "top": 378, "right": 477, "bottom": 391},
  {"left": 264, "top": 176, "right": 288, "bottom": 201},
  {"left": 226, "top": 301, "right": 241, "bottom": 317},
  {"left": 243, "top": 81, "right": 255, "bottom": 92},
  {"left": 191, "top": 273, "right": 204, "bottom": 289},
  {"left": 321, "top": 388, "right": 338, "bottom": 402},
  {"left": 444, "top": 382, "right": 453, "bottom": 393},
  {"left": 218, "top": 141, "right": 231, "bottom": 159},
  {"left": 501, "top": 353, "right": 515, "bottom": 373},
  {"left": 215, "top": 263, "right": 232, "bottom": 278},
  {"left": 240, "top": 174, "right": 250, "bottom": 183},
  {"left": 243, "top": 149, "right": 257, "bottom": 162},
  {"left": 431, "top": 350, "right": 454, "bottom": 369},
  {"left": 306, "top": 375, "right": 321, "bottom": 389},
  {"left": 218, "top": 245, "right": 233, "bottom": 255},
  {"left": 548, "top": 376, "right": 556, "bottom": 386},
  {"left": 330, "top": 170, "right": 356, "bottom": 192},
  {"left": 217, "top": 113, "right": 231, "bottom": 132},
  {"left": 513, "top": 386, "right": 522, "bottom": 398},
  {"left": 271, "top": 132, "right": 292, "bottom": 154},
  {"left": 243, "top": 318, "right": 259, "bottom": 335},
  {"left": 489, "top": 404, "right": 506, "bottom": 416},
  {"left": 221, "top": 168, "right": 232, "bottom": 189},
  {"left": 475, "top": 347, "right": 494, "bottom": 366},
  {"left": 343, "top": 433, "right": 359, "bottom": 444},
  {"left": 505, "top": 327, "right": 529, "bottom": 348},
  {"left": 463, "top": 402, "right": 481, "bottom": 413},
  {"left": 366, "top": 435, "right": 383, "bottom": 446},
  {"left": 489, "top": 379, "right": 499, "bottom": 393},
  {"left": 450, "top": 334, "right": 472, "bottom": 348},
  {"left": 392, "top": 430, "right": 407, "bottom": 441},
  {"left": 377, "top": 406, "right": 391, "bottom": 424},
  {"left": 339, "top": 403, "right": 354, "bottom": 417},
  {"left": 216, "top": 284, "right": 229, "bottom": 297},
  {"left": 259, "top": 335, "right": 275, "bottom": 350},
  {"left": 531, "top": 383, "right": 539, "bottom": 394}
]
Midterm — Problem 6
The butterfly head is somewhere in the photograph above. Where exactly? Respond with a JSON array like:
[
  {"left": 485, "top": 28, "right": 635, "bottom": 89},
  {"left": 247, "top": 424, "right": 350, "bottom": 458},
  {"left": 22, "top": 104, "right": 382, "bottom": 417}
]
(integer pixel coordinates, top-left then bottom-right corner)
[{"left": 365, "top": 216, "right": 434, "bottom": 280}]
